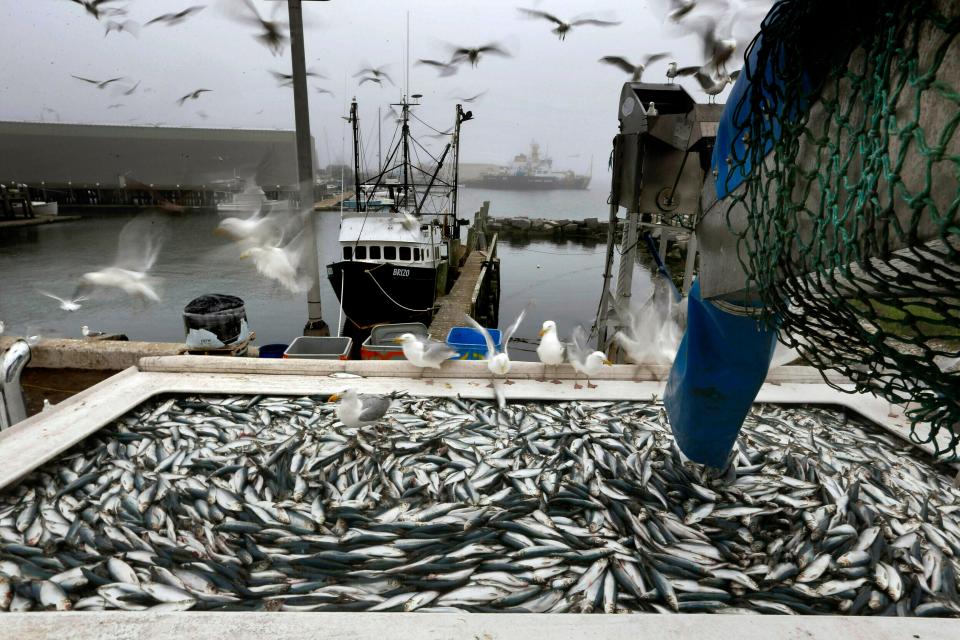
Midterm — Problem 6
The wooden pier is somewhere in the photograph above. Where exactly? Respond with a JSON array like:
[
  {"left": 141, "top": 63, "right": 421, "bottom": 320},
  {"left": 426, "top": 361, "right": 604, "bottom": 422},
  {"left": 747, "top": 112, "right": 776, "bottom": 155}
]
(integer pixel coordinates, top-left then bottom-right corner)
[
  {"left": 0, "top": 214, "right": 81, "bottom": 230},
  {"left": 429, "top": 201, "right": 500, "bottom": 340}
]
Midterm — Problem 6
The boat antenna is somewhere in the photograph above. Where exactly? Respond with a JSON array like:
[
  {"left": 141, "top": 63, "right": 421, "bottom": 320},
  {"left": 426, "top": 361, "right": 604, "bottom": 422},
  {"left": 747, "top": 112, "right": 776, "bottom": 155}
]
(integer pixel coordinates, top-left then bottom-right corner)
[
  {"left": 350, "top": 99, "right": 362, "bottom": 212},
  {"left": 405, "top": 11, "right": 410, "bottom": 101}
]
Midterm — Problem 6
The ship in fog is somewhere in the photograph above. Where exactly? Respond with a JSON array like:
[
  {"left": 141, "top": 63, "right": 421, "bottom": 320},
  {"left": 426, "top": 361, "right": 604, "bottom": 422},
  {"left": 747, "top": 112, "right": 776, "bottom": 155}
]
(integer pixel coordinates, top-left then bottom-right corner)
[{"left": 463, "top": 141, "right": 590, "bottom": 190}]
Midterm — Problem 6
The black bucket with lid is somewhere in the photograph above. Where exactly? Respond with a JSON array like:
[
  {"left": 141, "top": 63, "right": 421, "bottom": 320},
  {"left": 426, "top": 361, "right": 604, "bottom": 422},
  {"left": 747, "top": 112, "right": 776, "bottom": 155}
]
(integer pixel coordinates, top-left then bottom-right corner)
[{"left": 183, "top": 294, "right": 249, "bottom": 348}]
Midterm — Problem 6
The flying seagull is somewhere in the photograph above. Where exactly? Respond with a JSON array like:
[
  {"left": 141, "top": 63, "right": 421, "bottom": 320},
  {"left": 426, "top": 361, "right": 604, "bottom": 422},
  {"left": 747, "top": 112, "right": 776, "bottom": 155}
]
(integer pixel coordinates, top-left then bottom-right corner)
[
  {"left": 228, "top": 0, "right": 289, "bottom": 56},
  {"left": 598, "top": 53, "right": 670, "bottom": 81},
  {"left": 71, "top": 75, "right": 125, "bottom": 89},
  {"left": 685, "top": 15, "right": 739, "bottom": 75},
  {"left": 358, "top": 76, "right": 383, "bottom": 86},
  {"left": 123, "top": 80, "right": 141, "bottom": 95},
  {"left": 38, "top": 290, "right": 87, "bottom": 312},
  {"left": 270, "top": 69, "right": 324, "bottom": 87},
  {"left": 104, "top": 19, "right": 139, "bottom": 37},
  {"left": 665, "top": 61, "right": 700, "bottom": 83},
  {"left": 315, "top": 87, "right": 334, "bottom": 97},
  {"left": 328, "top": 389, "right": 391, "bottom": 429},
  {"left": 448, "top": 43, "right": 511, "bottom": 68},
  {"left": 75, "top": 213, "right": 170, "bottom": 303},
  {"left": 453, "top": 91, "right": 487, "bottom": 103},
  {"left": 417, "top": 59, "right": 458, "bottom": 77},
  {"left": 69, "top": 0, "right": 121, "bottom": 21},
  {"left": 177, "top": 88, "right": 211, "bottom": 105},
  {"left": 353, "top": 66, "right": 393, "bottom": 86},
  {"left": 518, "top": 8, "right": 621, "bottom": 40},
  {"left": 145, "top": 5, "right": 206, "bottom": 27}
]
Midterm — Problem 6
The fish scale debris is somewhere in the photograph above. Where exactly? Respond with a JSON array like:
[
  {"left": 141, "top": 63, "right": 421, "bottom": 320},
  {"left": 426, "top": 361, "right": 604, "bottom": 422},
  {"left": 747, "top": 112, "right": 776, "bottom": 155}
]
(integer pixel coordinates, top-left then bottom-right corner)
[{"left": 1, "top": 395, "right": 959, "bottom": 616}]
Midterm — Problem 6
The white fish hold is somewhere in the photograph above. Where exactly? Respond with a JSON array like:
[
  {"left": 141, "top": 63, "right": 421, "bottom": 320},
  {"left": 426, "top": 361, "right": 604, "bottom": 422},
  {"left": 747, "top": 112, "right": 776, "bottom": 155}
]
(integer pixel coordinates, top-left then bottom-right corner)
[{"left": 0, "top": 395, "right": 958, "bottom": 616}]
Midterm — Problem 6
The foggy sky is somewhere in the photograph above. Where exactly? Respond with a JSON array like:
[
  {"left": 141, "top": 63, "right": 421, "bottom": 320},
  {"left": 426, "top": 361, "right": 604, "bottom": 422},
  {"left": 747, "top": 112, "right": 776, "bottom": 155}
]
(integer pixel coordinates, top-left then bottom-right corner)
[{"left": 0, "top": 0, "right": 767, "bottom": 176}]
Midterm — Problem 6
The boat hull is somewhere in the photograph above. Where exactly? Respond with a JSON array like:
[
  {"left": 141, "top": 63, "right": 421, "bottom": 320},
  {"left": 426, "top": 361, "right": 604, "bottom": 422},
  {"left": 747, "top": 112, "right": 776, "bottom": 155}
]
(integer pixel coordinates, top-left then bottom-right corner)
[
  {"left": 327, "top": 260, "right": 437, "bottom": 327},
  {"left": 462, "top": 175, "right": 590, "bottom": 190}
]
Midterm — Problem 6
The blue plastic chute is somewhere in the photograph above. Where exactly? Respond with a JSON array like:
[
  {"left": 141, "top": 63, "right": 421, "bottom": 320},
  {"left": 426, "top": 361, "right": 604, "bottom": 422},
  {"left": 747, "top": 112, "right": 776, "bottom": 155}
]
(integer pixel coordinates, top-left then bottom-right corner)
[{"left": 664, "top": 281, "right": 778, "bottom": 468}]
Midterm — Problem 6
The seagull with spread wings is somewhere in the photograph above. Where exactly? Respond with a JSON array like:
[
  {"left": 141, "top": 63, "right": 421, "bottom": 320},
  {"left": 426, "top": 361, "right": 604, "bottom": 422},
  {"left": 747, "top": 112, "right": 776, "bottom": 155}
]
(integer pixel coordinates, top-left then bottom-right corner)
[
  {"left": 177, "top": 88, "right": 211, "bottom": 105},
  {"left": 71, "top": 75, "right": 125, "bottom": 89},
  {"left": 598, "top": 52, "right": 670, "bottom": 81},
  {"left": 145, "top": 5, "right": 206, "bottom": 27},
  {"left": 448, "top": 43, "right": 511, "bottom": 68},
  {"left": 354, "top": 65, "right": 393, "bottom": 86},
  {"left": 518, "top": 8, "right": 621, "bottom": 40},
  {"left": 463, "top": 308, "right": 527, "bottom": 384},
  {"left": 417, "top": 59, "right": 458, "bottom": 77}
]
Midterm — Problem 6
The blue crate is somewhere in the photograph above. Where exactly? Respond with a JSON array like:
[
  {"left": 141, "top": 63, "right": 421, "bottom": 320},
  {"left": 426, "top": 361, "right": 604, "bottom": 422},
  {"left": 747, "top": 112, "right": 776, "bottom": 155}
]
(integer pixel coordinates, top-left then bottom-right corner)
[{"left": 446, "top": 327, "right": 502, "bottom": 360}]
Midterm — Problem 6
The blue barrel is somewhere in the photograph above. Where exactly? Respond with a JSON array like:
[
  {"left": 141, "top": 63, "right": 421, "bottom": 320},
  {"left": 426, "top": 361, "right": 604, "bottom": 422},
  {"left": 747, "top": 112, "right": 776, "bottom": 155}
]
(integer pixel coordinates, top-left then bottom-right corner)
[{"left": 258, "top": 344, "right": 288, "bottom": 358}]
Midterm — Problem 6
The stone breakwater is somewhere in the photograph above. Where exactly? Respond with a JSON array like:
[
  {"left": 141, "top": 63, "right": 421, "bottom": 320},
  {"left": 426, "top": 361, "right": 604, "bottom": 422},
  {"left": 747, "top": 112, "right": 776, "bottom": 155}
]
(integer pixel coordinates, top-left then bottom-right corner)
[{"left": 486, "top": 216, "right": 620, "bottom": 241}]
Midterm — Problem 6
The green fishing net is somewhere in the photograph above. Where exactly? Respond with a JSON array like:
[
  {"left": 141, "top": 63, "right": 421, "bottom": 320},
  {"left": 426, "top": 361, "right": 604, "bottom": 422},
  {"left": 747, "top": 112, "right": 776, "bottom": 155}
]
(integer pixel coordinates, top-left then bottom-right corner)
[{"left": 725, "top": 0, "right": 960, "bottom": 455}]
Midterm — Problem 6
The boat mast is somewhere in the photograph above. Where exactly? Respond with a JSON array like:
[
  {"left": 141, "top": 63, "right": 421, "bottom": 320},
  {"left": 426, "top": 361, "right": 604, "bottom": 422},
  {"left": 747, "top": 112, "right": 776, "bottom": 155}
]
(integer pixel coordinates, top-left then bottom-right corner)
[
  {"left": 452, "top": 104, "right": 464, "bottom": 225},
  {"left": 350, "top": 99, "right": 362, "bottom": 211},
  {"left": 401, "top": 97, "right": 411, "bottom": 211}
]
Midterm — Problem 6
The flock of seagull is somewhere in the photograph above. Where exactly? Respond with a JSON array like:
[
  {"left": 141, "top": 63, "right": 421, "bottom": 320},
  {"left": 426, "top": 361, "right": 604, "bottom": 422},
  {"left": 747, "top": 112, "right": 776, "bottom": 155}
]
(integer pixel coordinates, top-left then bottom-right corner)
[
  {"left": 332, "top": 306, "right": 677, "bottom": 428},
  {"left": 62, "top": 0, "right": 766, "bottom": 118}
]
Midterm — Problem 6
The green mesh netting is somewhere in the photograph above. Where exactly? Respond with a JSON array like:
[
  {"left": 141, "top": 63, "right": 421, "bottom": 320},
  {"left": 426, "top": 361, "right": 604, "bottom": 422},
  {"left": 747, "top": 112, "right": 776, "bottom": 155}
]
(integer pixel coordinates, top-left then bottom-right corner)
[{"left": 726, "top": 0, "right": 960, "bottom": 456}]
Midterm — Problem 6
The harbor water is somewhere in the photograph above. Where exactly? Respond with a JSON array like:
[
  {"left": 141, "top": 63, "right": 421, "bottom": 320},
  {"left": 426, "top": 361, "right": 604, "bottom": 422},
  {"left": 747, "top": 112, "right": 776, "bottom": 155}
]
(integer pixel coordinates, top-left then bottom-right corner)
[{"left": 0, "top": 186, "right": 652, "bottom": 358}]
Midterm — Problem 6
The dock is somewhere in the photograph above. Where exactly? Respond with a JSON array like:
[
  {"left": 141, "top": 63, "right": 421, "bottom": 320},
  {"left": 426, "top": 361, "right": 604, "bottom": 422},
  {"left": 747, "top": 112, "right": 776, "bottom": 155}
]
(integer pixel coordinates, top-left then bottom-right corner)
[
  {"left": 0, "top": 214, "right": 81, "bottom": 230},
  {"left": 314, "top": 191, "right": 353, "bottom": 211},
  {"left": 429, "top": 201, "right": 500, "bottom": 339}
]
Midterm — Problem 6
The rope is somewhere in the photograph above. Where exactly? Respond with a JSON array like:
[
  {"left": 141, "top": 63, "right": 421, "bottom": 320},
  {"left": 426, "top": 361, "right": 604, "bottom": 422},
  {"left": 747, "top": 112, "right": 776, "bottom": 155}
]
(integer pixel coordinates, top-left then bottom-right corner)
[{"left": 364, "top": 266, "right": 435, "bottom": 313}]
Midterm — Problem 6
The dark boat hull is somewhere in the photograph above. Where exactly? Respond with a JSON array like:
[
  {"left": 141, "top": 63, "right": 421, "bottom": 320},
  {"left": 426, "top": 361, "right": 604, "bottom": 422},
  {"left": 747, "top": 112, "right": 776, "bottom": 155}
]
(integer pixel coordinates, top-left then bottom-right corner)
[
  {"left": 327, "top": 260, "right": 437, "bottom": 327},
  {"left": 462, "top": 175, "right": 591, "bottom": 190}
]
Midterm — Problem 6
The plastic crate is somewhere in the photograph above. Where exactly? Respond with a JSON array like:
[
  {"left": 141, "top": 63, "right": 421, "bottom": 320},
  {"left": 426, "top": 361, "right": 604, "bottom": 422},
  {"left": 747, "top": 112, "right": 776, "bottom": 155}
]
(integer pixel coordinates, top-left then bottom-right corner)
[
  {"left": 361, "top": 323, "right": 429, "bottom": 360},
  {"left": 283, "top": 336, "right": 352, "bottom": 360},
  {"left": 446, "top": 327, "right": 502, "bottom": 360}
]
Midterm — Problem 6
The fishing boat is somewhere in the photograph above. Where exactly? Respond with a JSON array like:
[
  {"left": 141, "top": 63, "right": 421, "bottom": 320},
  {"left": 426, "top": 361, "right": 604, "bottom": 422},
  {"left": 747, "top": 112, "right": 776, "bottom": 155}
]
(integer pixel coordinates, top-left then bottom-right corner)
[{"left": 326, "top": 96, "right": 471, "bottom": 328}]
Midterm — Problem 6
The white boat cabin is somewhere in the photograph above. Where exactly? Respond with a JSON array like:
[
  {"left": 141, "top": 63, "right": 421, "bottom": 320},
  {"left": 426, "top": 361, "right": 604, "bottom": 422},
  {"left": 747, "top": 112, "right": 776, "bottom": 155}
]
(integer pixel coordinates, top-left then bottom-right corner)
[{"left": 336, "top": 212, "right": 447, "bottom": 267}]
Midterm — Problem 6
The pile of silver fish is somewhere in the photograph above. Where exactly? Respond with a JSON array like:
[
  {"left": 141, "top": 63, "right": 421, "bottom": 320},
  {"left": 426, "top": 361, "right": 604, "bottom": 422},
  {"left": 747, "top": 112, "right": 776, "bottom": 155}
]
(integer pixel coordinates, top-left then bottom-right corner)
[{"left": 1, "top": 394, "right": 959, "bottom": 616}]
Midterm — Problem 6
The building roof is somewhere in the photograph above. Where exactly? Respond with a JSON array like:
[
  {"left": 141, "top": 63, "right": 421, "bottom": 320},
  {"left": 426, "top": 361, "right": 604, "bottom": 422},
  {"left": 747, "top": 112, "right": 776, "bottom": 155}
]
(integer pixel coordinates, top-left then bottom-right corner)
[{"left": 0, "top": 121, "right": 312, "bottom": 189}]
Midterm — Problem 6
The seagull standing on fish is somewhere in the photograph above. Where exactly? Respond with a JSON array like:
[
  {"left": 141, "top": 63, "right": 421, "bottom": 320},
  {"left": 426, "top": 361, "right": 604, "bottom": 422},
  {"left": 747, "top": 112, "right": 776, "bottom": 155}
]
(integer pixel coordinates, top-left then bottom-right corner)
[
  {"left": 328, "top": 389, "right": 391, "bottom": 429},
  {"left": 567, "top": 325, "right": 612, "bottom": 389},
  {"left": 536, "top": 320, "right": 565, "bottom": 383},
  {"left": 395, "top": 333, "right": 457, "bottom": 378}
]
